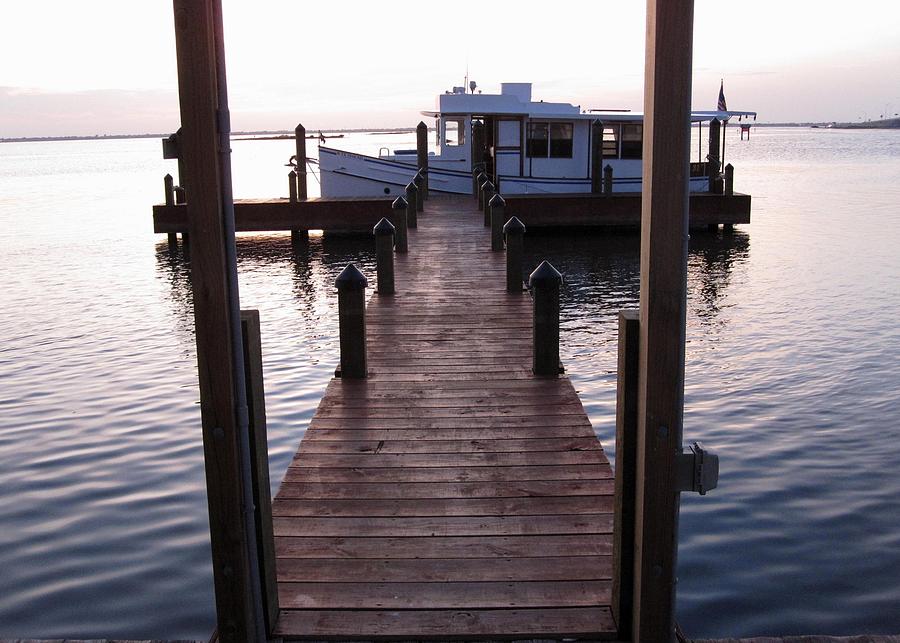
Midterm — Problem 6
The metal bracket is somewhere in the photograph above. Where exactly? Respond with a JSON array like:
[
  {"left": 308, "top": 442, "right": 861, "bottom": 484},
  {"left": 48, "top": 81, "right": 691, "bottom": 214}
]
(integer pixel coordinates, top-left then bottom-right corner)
[{"left": 676, "top": 441, "right": 719, "bottom": 495}]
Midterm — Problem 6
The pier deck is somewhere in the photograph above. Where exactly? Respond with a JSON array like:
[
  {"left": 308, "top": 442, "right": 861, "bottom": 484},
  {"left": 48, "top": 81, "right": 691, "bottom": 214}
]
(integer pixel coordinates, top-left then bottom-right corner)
[{"left": 271, "top": 196, "right": 616, "bottom": 640}]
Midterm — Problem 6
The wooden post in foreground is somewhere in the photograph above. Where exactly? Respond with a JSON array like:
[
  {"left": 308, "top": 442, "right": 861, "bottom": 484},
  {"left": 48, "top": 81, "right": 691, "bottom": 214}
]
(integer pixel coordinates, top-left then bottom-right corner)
[
  {"left": 373, "top": 218, "right": 395, "bottom": 295},
  {"left": 416, "top": 121, "right": 429, "bottom": 197},
  {"left": 503, "top": 216, "right": 526, "bottom": 292},
  {"left": 529, "top": 261, "right": 562, "bottom": 378},
  {"left": 405, "top": 182, "right": 418, "bottom": 226},
  {"left": 172, "top": 0, "right": 260, "bottom": 639},
  {"left": 405, "top": 182, "right": 418, "bottom": 228},
  {"left": 391, "top": 196, "right": 409, "bottom": 253},
  {"left": 239, "top": 310, "right": 279, "bottom": 635},
  {"left": 482, "top": 180, "right": 495, "bottom": 227},
  {"left": 591, "top": 120, "right": 604, "bottom": 194},
  {"left": 295, "top": 123, "right": 308, "bottom": 199},
  {"left": 489, "top": 194, "right": 506, "bottom": 251},
  {"left": 630, "top": 0, "right": 695, "bottom": 640},
  {"left": 335, "top": 264, "right": 368, "bottom": 379},
  {"left": 612, "top": 309, "right": 640, "bottom": 639}
]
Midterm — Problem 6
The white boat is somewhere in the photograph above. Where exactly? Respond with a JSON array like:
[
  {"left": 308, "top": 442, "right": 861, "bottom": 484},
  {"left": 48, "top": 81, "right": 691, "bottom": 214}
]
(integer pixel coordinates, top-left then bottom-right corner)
[{"left": 318, "top": 82, "right": 756, "bottom": 198}]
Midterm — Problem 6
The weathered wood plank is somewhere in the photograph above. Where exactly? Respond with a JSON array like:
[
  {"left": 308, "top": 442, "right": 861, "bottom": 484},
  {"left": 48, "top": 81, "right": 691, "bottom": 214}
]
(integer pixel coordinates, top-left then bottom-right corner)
[
  {"left": 301, "top": 426, "right": 597, "bottom": 441},
  {"left": 274, "top": 479, "right": 613, "bottom": 499},
  {"left": 289, "top": 451, "right": 607, "bottom": 468},
  {"left": 273, "top": 606, "right": 618, "bottom": 640},
  {"left": 272, "top": 495, "right": 610, "bottom": 517},
  {"left": 276, "top": 555, "right": 612, "bottom": 582},
  {"left": 275, "top": 534, "right": 613, "bottom": 559},
  {"left": 282, "top": 464, "right": 611, "bottom": 483},
  {"left": 273, "top": 513, "right": 613, "bottom": 537},
  {"left": 277, "top": 579, "right": 612, "bottom": 609},
  {"left": 295, "top": 437, "right": 602, "bottom": 454}
]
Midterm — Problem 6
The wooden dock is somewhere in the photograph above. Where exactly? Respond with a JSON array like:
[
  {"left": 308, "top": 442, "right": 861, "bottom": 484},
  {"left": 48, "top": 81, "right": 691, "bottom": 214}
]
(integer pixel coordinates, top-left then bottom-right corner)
[
  {"left": 151, "top": 191, "right": 749, "bottom": 236},
  {"left": 270, "top": 195, "right": 617, "bottom": 640}
]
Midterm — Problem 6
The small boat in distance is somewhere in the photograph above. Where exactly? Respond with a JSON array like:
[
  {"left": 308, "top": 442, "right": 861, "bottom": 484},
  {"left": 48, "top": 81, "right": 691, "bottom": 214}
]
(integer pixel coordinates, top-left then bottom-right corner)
[{"left": 318, "top": 82, "right": 756, "bottom": 198}]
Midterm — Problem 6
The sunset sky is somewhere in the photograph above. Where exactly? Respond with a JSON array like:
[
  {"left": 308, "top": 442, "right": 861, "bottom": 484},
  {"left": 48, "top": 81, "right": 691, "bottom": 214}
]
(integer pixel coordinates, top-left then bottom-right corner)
[{"left": 2, "top": 0, "right": 899, "bottom": 137}]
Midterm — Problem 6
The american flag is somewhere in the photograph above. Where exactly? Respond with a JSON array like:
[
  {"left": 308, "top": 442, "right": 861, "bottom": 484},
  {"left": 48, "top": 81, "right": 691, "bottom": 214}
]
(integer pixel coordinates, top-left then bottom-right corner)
[{"left": 717, "top": 80, "right": 727, "bottom": 112}]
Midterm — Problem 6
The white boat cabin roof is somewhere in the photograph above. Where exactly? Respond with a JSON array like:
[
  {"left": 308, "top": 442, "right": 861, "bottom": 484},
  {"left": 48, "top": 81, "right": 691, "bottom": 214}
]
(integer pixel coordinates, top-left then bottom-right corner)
[{"left": 421, "top": 82, "right": 756, "bottom": 123}]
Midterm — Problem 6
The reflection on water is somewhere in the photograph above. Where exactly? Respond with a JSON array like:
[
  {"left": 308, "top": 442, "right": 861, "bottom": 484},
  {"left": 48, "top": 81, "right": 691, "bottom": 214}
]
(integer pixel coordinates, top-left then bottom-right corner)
[{"left": 2, "top": 129, "right": 899, "bottom": 639}]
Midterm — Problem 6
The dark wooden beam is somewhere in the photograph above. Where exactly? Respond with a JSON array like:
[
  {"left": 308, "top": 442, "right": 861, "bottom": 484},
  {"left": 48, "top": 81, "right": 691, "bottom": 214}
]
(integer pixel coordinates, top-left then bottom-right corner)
[
  {"left": 171, "top": 0, "right": 257, "bottom": 640},
  {"left": 153, "top": 193, "right": 748, "bottom": 235},
  {"left": 153, "top": 197, "right": 395, "bottom": 233},
  {"left": 632, "top": 0, "right": 695, "bottom": 640},
  {"left": 504, "top": 192, "right": 750, "bottom": 228}
]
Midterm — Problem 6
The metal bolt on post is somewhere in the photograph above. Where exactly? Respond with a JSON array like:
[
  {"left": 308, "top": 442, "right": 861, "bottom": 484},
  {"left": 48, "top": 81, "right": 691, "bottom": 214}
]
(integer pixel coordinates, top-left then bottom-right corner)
[
  {"left": 392, "top": 196, "right": 409, "bottom": 253},
  {"left": 335, "top": 264, "right": 368, "bottom": 379},
  {"left": 373, "top": 217, "right": 395, "bottom": 295},
  {"left": 503, "top": 216, "right": 526, "bottom": 292},
  {"left": 529, "top": 260, "right": 563, "bottom": 378},
  {"left": 490, "top": 194, "right": 506, "bottom": 251},
  {"left": 482, "top": 180, "right": 495, "bottom": 227}
]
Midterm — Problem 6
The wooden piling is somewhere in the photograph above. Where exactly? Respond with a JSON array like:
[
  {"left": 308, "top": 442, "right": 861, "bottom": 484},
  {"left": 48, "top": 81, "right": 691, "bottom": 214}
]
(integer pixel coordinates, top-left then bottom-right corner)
[
  {"left": 472, "top": 165, "right": 485, "bottom": 198},
  {"left": 288, "top": 170, "right": 298, "bottom": 203},
  {"left": 490, "top": 194, "right": 506, "bottom": 251},
  {"left": 482, "top": 180, "right": 495, "bottom": 227},
  {"left": 413, "top": 172, "right": 424, "bottom": 213},
  {"left": 405, "top": 182, "right": 417, "bottom": 228},
  {"left": 604, "top": 164, "right": 614, "bottom": 195},
  {"left": 612, "top": 309, "right": 640, "bottom": 640},
  {"left": 529, "top": 261, "right": 562, "bottom": 378},
  {"left": 373, "top": 218, "right": 396, "bottom": 295},
  {"left": 392, "top": 196, "right": 409, "bottom": 253},
  {"left": 631, "top": 1, "right": 696, "bottom": 639},
  {"left": 239, "top": 309, "right": 279, "bottom": 635},
  {"left": 591, "top": 121, "right": 604, "bottom": 194},
  {"left": 295, "top": 123, "right": 308, "bottom": 200},
  {"left": 172, "top": 0, "right": 259, "bottom": 638},
  {"left": 708, "top": 117, "right": 721, "bottom": 193},
  {"left": 416, "top": 121, "right": 429, "bottom": 197},
  {"left": 724, "top": 163, "right": 734, "bottom": 196},
  {"left": 503, "top": 216, "right": 526, "bottom": 293},
  {"left": 335, "top": 264, "right": 368, "bottom": 379},
  {"left": 165, "top": 174, "right": 177, "bottom": 246}
]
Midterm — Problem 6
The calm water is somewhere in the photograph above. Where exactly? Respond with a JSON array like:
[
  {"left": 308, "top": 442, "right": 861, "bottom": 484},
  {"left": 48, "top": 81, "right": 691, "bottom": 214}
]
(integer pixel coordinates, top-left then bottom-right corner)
[{"left": 0, "top": 128, "right": 898, "bottom": 639}]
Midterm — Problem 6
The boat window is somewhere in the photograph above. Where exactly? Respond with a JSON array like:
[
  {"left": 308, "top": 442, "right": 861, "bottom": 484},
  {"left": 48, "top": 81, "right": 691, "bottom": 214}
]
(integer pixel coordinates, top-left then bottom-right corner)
[
  {"left": 527, "top": 122, "right": 573, "bottom": 158},
  {"left": 526, "top": 122, "right": 549, "bottom": 158},
  {"left": 602, "top": 125, "right": 619, "bottom": 157},
  {"left": 549, "top": 123, "right": 573, "bottom": 158},
  {"left": 621, "top": 124, "right": 642, "bottom": 159},
  {"left": 444, "top": 118, "right": 465, "bottom": 147}
]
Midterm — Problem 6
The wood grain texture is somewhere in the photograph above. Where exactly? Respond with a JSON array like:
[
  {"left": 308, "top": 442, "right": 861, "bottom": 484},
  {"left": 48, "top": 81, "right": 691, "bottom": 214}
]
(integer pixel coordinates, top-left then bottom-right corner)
[{"left": 272, "top": 196, "right": 615, "bottom": 639}]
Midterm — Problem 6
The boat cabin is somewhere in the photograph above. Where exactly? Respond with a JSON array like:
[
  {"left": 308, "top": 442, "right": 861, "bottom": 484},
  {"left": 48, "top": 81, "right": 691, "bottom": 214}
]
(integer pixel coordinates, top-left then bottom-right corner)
[{"left": 318, "top": 82, "right": 755, "bottom": 197}]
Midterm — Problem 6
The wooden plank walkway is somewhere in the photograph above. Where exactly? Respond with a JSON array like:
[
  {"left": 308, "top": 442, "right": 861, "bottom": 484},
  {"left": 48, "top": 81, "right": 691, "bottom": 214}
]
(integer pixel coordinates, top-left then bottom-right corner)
[{"left": 272, "top": 195, "right": 616, "bottom": 640}]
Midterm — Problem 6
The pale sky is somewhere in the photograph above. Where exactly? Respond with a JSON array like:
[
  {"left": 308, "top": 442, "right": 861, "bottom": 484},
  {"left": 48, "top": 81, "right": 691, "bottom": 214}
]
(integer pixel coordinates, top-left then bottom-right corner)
[{"left": 2, "top": 1, "right": 899, "bottom": 137}]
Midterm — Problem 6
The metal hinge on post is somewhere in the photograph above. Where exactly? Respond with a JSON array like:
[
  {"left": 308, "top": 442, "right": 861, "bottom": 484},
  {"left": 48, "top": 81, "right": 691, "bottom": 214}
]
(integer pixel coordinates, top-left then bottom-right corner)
[{"left": 676, "top": 441, "right": 719, "bottom": 495}]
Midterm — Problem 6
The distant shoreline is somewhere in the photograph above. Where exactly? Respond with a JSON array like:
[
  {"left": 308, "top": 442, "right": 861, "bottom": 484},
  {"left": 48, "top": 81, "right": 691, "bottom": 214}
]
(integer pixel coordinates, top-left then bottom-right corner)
[
  {"left": 0, "top": 127, "right": 419, "bottom": 144},
  {"left": 3, "top": 120, "right": 898, "bottom": 144}
]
